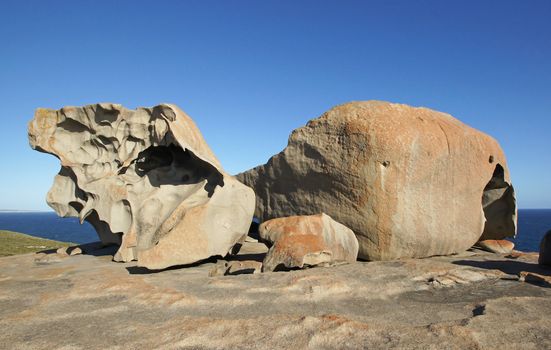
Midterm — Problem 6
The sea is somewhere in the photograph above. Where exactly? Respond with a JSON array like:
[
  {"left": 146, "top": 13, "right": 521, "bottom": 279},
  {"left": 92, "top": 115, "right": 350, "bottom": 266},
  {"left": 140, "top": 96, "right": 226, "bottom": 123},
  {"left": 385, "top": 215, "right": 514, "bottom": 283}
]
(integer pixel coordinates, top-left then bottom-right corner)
[{"left": 0, "top": 209, "right": 550, "bottom": 252}]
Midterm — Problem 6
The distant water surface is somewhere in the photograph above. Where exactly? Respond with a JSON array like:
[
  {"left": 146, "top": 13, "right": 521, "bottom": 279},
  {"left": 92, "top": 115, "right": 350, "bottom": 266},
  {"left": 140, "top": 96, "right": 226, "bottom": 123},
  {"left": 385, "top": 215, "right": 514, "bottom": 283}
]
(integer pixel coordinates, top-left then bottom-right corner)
[
  {"left": 0, "top": 211, "right": 97, "bottom": 244},
  {"left": 0, "top": 209, "right": 550, "bottom": 251},
  {"left": 514, "top": 209, "right": 551, "bottom": 252}
]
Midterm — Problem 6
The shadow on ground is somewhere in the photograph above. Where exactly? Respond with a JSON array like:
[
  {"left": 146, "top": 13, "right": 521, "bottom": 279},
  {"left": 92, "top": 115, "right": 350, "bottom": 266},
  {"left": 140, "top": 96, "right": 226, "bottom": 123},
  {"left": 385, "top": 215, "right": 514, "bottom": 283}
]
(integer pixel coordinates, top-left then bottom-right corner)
[
  {"left": 125, "top": 255, "right": 222, "bottom": 275},
  {"left": 453, "top": 259, "right": 551, "bottom": 276},
  {"left": 80, "top": 242, "right": 119, "bottom": 257},
  {"left": 37, "top": 242, "right": 118, "bottom": 257}
]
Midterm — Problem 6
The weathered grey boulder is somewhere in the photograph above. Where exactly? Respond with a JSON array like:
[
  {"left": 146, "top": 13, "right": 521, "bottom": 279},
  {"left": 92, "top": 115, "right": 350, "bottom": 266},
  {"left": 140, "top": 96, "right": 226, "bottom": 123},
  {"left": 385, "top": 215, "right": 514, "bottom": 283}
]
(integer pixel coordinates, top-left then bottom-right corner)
[
  {"left": 238, "top": 101, "right": 517, "bottom": 260},
  {"left": 260, "top": 213, "right": 359, "bottom": 271},
  {"left": 28, "top": 103, "right": 255, "bottom": 270},
  {"left": 539, "top": 230, "right": 551, "bottom": 266}
]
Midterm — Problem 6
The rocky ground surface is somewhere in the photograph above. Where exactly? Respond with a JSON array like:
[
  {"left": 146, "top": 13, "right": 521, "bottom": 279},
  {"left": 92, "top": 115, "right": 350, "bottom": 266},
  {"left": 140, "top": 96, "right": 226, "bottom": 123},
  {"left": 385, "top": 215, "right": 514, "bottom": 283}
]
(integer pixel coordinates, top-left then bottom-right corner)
[{"left": 1, "top": 242, "right": 550, "bottom": 350}]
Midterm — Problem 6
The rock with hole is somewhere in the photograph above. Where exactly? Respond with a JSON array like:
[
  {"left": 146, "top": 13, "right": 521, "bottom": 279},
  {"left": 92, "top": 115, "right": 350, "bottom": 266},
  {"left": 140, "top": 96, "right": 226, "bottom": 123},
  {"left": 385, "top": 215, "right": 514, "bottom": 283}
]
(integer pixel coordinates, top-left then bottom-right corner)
[
  {"left": 28, "top": 103, "right": 255, "bottom": 270},
  {"left": 238, "top": 101, "right": 517, "bottom": 260},
  {"left": 260, "top": 213, "right": 359, "bottom": 271}
]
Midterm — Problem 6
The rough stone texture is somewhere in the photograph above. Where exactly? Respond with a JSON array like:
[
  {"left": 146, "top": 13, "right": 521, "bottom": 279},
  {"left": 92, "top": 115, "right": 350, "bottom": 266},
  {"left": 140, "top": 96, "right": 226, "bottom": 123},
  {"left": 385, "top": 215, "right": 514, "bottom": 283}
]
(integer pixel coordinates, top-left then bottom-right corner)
[
  {"left": 539, "top": 230, "right": 551, "bottom": 266},
  {"left": 238, "top": 101, "right": 517, "bottom": 261},
  {"left": 225, "top": 260, "right": 263, "bottom": 275},
  {"left": 28, "top": 103, "right": 255, "bottom": 270},
  {"left": 520, "top": 271, "right": 551, "bottom": 288},
  {"left": 209, "top": 259, "right": 264, "bottom": 277},
  {"left": 56, "top": 246, "right": 83, "bottom": 256},
  {"left": 55, "top": 246, "right": 69, "bottom": 256},
  {"left": 1, "top": 246, "right": 550, "bottom": 349},
  {"left": 260, "top": 213, "right": 359, "bottom": 271},
  {"left": 475, "top": 240, "right": 515, "bottom": 254}
]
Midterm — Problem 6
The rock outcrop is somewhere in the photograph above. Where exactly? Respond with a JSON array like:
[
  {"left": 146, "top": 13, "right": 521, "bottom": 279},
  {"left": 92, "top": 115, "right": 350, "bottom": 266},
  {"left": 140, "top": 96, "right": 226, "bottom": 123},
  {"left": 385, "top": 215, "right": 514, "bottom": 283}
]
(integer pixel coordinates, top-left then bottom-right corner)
[
  {"left": 2, "top": 245, "right": 551, "bottom": 349},
  {"left": 28, "top": 103, "right": 255, "bottom": 270},
  {"left": 238, "top": 101, "right": 517, "bottom": 260},
  {"left": 539, "top": 230, "right": 551, "bottom": 266},
  {"left": 475, "top": 239, "right": 515, "bottom": 254},
  {"left": 260, "top": 213, "right": 359, "bottom": 271}
]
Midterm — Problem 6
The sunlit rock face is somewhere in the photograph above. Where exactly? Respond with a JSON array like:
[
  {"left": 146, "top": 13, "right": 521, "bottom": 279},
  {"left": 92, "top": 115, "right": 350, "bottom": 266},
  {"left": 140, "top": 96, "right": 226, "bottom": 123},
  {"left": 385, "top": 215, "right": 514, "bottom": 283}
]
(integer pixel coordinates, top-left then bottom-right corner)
[
  {"left": 28, "top": 103, "right": 255, "bottom": 270},
  {"left": 238, "top": 101, "right": 517, "bottom": 261},
  {"left": 259, "top": 213, "right": 359, "bottom": 272}
]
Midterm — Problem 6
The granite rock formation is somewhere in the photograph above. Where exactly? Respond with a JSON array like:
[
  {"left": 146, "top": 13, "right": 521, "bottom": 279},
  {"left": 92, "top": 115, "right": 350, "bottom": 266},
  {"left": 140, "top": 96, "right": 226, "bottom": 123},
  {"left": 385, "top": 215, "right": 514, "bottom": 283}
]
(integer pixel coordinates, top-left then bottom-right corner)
[
  {"left": 238, "top": 101, "right": 517, "bottom": 260},
  {"left": 1, "top": 245, "right": 550, "bottom": 349},
  {"left": 260, "top": 213, "right": 359, "bottom": 271},
  {"left": 28, "top": 103, "right": 255, "bottom": 270}
]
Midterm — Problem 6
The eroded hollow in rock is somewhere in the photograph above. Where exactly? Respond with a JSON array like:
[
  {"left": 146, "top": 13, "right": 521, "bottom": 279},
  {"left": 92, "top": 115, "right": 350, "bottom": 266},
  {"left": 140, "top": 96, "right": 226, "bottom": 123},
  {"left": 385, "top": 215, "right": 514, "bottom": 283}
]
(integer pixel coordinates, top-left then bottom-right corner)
[
  {"left": 29, "top": 104, "right": 255, "bottom": 269},
  {"left": 127, "top": 143, "right": 225, "bottom": 253},
  {"left": 134, "top": 144, "right": 223, "bottom": 196},
  {"left": 480, "top": 163, "right": 516, "bottom": 240}
]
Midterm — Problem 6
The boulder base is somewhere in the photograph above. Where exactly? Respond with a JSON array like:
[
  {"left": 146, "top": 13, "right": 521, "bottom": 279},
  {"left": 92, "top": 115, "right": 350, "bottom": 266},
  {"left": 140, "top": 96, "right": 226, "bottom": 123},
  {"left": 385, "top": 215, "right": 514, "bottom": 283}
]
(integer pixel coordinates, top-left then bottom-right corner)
[{"left": 475, "top": 240, "right": 515, "bottom": 254}]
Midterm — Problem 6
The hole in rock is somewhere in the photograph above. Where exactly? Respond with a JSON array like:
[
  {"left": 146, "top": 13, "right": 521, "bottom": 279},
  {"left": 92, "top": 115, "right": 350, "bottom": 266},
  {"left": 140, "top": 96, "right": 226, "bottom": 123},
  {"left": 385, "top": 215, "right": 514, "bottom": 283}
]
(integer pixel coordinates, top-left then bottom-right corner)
[
  {"left": 69, "top": 201, "right": 84, "bottom": 213},
  {"left": 134, "top": 144, "right": 224, "bottom": 197},
  {"left": 85, "top": 210, "right": 122, "bottom": 245},
  {"left": 247, "top": 217, "right": 260, "bottom": 240},
  {"left": 94, "top": 105, "right": 120, "bottom": 124},
  {"left": 472, "top": 304, "right": 486, "bottom": 317}
]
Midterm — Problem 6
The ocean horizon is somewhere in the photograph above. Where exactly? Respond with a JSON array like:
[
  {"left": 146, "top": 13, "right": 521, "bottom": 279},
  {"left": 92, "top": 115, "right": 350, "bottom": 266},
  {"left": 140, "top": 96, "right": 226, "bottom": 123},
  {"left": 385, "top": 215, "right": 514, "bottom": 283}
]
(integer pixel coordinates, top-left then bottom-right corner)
[{"left": 1, "top": 209, "right": 550, "bottom": 253}]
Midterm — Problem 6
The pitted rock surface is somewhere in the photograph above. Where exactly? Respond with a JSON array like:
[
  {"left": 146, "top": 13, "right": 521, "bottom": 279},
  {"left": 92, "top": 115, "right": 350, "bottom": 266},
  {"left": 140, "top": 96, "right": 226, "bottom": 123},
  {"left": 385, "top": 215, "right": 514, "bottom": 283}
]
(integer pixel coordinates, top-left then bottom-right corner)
[{"left": 28, "top": 103, "right": 255, "bottom": 269}]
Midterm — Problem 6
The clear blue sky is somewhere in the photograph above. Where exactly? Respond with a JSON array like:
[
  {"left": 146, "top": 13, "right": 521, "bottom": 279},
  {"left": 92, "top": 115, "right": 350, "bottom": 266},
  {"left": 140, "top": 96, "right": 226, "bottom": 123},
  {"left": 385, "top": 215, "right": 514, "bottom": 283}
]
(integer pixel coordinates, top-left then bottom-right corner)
[{"left": 0, "top": 0, "right": 549, "bottom": 210}]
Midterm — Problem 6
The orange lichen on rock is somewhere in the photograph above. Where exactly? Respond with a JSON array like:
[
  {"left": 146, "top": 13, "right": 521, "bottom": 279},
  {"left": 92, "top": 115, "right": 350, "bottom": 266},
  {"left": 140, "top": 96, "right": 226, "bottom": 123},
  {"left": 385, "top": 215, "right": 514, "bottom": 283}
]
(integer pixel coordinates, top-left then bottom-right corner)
[
  {"left": 239, "top": 101, "right": 517, "bottom": 261},
  {"left": 260, "top": 213, "right": 359, "bottom": 271}
]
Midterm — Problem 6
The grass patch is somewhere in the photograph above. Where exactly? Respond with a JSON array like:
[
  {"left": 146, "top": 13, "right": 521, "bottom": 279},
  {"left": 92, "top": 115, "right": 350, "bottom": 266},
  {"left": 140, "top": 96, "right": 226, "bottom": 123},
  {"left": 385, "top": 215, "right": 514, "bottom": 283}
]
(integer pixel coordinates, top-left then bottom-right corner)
[{"left": 0, "top": 230, "right": 74, "bottom": 257}]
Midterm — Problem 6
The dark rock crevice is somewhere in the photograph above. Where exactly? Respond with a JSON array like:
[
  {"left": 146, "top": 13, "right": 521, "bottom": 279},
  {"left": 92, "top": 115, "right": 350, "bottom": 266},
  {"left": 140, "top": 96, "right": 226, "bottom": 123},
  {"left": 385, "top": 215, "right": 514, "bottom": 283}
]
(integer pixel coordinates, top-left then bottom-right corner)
[{"left": 480, "top": 163, "right": 517, "bottom": 241}]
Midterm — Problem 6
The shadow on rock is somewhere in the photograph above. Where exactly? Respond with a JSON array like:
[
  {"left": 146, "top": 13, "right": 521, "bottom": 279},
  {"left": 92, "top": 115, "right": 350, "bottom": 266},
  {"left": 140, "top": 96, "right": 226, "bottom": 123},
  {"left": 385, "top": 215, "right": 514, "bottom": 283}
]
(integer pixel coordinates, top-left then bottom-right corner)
[
  {"left": 226, "top": 252, "right": 266, "bottom": 263},
  {"left": 453, "top": 259, "right": 551, "bottom": 277},
  {"left": 36, "top": 242, "right": 118, "bottom": 257},
  {"left": 79, "top": 242, "right": 119, "bottom": 257},
  {"left": 36, "top": 248, "right": 58, "bottom": 255},
  {"left": 125, "top": 256, "right": 221, "bottom": 275}
]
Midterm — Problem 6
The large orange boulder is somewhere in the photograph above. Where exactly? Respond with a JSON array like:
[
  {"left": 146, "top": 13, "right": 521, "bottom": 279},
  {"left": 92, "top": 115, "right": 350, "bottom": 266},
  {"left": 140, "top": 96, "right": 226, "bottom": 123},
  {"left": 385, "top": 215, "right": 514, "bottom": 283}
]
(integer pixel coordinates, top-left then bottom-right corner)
[
  {"left": 259, "top": 213, "right": 359, "bottom": 271},
  {"left": 238, "top": 101, "right": 517, "bottom": 260}
]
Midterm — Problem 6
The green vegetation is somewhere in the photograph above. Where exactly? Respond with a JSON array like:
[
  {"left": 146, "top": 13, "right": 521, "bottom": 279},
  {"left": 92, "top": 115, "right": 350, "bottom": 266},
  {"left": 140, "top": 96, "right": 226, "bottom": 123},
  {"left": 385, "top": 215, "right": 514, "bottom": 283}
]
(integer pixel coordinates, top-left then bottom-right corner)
[{"left": 0, "top": 230, "right": 74, "bottom": 257}]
